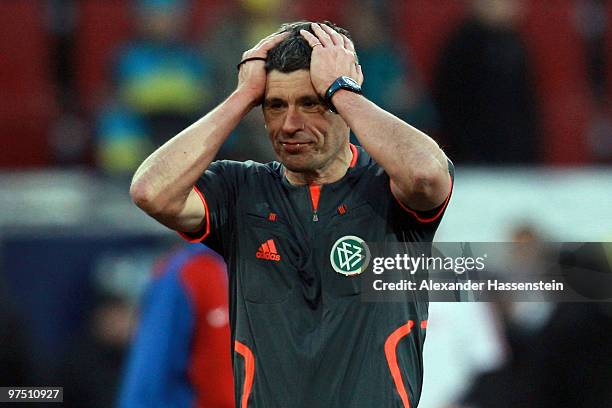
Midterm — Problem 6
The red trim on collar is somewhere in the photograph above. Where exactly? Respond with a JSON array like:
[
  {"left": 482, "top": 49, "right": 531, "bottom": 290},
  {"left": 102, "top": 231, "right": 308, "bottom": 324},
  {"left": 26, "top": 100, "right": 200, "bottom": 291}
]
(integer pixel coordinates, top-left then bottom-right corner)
[{"left": 308, "top": 184, "right": 321, "bottom": 212}]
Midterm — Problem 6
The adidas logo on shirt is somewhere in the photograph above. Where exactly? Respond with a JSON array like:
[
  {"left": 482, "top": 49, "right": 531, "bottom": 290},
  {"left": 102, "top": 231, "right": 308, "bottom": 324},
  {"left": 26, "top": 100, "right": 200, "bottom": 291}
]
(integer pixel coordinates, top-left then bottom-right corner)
[{"left": 256, "top": 239, "right": 281, "bottom": 261}]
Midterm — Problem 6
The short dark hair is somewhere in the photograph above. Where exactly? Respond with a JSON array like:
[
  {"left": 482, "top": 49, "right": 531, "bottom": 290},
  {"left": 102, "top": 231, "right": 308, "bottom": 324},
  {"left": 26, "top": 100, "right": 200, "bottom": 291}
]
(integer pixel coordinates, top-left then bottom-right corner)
[{"left": 265, "top": 21, "right": 354, "bottom": 73}]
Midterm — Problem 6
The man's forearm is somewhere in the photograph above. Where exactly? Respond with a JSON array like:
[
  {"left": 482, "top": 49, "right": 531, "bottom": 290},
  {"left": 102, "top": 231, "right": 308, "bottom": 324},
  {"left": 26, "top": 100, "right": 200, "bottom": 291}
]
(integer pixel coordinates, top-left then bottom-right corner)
[
  {"left": 130, "top": 90, "right": 255, "bottom": 214},
  {"left": 333, "top": 90, "right": 450, "bottom": 210}
]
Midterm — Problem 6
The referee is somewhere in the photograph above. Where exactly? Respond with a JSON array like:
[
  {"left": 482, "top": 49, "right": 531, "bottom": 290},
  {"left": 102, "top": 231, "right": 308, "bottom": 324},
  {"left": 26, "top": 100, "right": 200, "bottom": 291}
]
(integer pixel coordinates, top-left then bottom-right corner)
[{"left": 131, "top": 21, "right": 453, "bottom": 408}]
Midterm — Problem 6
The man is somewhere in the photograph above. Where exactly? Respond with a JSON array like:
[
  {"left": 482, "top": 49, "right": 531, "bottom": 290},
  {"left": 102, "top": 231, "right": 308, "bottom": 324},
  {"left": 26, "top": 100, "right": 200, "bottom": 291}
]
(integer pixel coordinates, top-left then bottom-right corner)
[
  {"left": 130, "top": 21, "right": 453, "bottom": 408},
  {"left": 433, "top": 0, "right": 540, "bottom": 164},
  {"left": 118, "top": 244, "right": 234, "bottom": 407}
]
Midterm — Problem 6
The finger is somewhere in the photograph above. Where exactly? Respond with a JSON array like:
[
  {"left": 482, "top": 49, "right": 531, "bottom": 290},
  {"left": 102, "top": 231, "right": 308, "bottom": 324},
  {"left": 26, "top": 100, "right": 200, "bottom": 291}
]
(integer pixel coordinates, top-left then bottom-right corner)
[
  {"left": 341, "top": 34, "right": 355, "bottom": 53},
  {"left": 356, "top": 64, "right": 364, "bottom": 85},
  {"left": 300, "top": 29, "right": 323, "bottom": 48},
  {"left": 311, "top": 23, "right": 333, "bottom": 47},
  {"left": 245, "top": 31, "right": 289, "bottom": 59},
  {"left": 319, "top": 23, "right": 343, "bottom": 46},
  {"left": 348, "top": 62, "right": 359, "bottom": 82},
  {"left": 259, "top": 31, "right": 290, "bottom": 52},
  {"left": 252, "top": 31, "right": 279, "bottom": 49},
  {"left": 259, "top": 29, "right": 287, "bottom": 43}
]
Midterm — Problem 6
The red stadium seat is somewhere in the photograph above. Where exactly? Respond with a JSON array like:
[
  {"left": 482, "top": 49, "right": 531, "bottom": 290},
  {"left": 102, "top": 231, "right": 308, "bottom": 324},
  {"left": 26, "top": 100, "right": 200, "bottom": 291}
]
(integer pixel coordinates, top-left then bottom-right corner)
[
  {"left": 294, "top": 0, "right": 348, "bottom": 26},
  {"left": 606, "top": 3, "right": 612, "bottom": 109},
  {"left": 0, "top": 1, "right": 57, "bottom": 167},
  {"left": 395, "top": 0, "right": 467, "bottom": 86},
  {"left": 190, "top": 0, "right": 235, "bottom": 41},
  {"left": 521, "top": 0, "right": 591, "bottom": 164},
  {"left": 74, "top": 0, "right": 133, "bottom": 113}
]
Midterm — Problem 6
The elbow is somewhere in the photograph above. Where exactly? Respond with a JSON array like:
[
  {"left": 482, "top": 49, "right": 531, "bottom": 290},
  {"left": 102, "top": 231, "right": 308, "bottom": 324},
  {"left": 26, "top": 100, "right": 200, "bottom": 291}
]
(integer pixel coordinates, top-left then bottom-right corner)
[
  {"left": 412, "top": 171, "right": 441, "bottom": 194},
  {"left": 392, "top": 149, "right": 450, "bottom": 210},
  {"left": 410, "top": 174, "right": 438, "bottom": 201},
  {"left": 414, "top": 164, "right": 450, "bottom": 193},
  {"left": 411, "top": 153, "right": 449, "bottom": 195},
  {"left": 396, "top": 168, "right": 449, "bottom": 211},
  {"left": 130, "top": 180, "right": 163, "bottom": 214},
  {"left": 412, "top": 170, "right": 450, "bottom": 206},
  {"left": 129, "top": 179, "right": 187, "bottom": 219}
]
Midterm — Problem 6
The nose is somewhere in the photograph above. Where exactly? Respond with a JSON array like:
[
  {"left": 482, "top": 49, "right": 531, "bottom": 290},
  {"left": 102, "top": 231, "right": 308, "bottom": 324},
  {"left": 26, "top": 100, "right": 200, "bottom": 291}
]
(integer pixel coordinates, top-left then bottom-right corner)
[{"left": 281, "top": 106, "right": 304, "bottom": 135}]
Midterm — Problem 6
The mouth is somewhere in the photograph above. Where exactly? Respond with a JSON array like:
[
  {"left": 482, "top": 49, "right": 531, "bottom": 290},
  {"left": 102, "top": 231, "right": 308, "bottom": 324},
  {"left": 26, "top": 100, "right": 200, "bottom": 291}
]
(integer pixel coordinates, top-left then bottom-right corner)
[{"left": 279, "top": 141, "right": 314, "bottom": 154}]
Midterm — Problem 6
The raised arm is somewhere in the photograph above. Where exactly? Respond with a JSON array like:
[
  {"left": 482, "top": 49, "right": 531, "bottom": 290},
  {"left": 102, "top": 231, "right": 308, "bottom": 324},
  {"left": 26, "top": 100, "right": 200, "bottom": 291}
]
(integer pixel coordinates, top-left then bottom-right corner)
[
  {"left": 301, "top": 23, "right": 451, "bottom": 211},
  {"left": 129, "top": 32, "right": 288, "bottom": 233}
]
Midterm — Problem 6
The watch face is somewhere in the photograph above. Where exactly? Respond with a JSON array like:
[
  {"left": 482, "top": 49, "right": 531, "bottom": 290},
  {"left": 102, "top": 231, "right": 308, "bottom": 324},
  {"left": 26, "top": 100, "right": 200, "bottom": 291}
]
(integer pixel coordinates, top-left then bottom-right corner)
[{"left": 342, "top": 76, "right": 359, "bottom": 88}]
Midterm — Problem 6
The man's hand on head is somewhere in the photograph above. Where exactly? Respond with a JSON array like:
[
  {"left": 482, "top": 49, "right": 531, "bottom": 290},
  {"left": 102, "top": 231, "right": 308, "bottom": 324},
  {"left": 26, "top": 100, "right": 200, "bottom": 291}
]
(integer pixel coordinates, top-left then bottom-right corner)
[
  {"left": 236, "top": 31, "right": 289, "bottom": 107},
  {"left": 300, "top": 23, "right": 363, "bottom": 97}
]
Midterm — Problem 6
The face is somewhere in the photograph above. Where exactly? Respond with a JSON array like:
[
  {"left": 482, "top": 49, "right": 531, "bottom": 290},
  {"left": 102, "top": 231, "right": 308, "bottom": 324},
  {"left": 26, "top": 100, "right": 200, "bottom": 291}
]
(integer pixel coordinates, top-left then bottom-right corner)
[
  {"left": 137, "top": 7, "right": 186, "bottom": 41},
  {"left": 263, "top": 69, "right": 349, "bottom": 173},
  {"left": 473, "top": 0, "right": 524, "bottom": 26}
]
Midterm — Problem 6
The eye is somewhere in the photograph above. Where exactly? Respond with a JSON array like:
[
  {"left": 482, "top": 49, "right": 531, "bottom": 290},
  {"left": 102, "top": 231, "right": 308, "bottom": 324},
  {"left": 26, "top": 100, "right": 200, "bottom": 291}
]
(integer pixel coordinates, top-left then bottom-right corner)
[
  {"left": 265, "top": 101, "right": 284, "bottom": 111},
  {"left": 302, "top": 99, "right": 321, "bottom": 111}
]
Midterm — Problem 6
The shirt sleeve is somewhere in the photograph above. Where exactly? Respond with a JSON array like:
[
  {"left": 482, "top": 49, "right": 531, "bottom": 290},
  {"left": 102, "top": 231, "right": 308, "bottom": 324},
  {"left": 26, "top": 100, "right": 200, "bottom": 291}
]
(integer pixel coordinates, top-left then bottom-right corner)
[
  {"left": 393, "top": 158, "right": 455, "bottom": 225},
  {"left": 177, "top": 160, "right": 245, "bottom": 257}
]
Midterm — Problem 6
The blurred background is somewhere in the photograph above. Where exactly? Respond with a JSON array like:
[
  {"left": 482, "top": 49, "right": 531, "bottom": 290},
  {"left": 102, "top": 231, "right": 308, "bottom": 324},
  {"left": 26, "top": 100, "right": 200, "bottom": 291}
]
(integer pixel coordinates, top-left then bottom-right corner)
[{"left": 0, "top": 0, "right": 611, "bottom": 407}]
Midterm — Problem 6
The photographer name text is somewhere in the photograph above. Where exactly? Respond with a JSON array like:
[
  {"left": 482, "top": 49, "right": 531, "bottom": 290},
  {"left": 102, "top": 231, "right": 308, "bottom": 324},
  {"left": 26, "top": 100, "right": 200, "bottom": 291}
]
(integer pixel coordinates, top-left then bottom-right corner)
[{"left": 373, "top": 279, "right": 564, "bottom": 292}]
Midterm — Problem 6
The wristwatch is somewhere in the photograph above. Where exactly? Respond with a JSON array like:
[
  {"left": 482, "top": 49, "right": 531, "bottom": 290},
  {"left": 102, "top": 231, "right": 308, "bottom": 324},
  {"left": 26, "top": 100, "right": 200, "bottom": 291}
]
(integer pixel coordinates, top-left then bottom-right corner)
[{"left": 324, "top": 76, "right": 362, "bottom": 114}]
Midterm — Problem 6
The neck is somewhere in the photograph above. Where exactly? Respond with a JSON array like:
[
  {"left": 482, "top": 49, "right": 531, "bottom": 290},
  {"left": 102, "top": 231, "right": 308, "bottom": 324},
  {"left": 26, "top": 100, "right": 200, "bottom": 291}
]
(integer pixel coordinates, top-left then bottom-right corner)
[{"left": 285, "top": 144, "right": 353, "bottom": 185}]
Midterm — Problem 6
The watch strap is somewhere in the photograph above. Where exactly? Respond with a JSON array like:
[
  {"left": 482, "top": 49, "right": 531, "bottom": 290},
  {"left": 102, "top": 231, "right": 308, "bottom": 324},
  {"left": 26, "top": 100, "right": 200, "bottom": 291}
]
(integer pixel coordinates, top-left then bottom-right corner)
[{"left": 324, "top": 76, "right": 362, "bottom": 114}]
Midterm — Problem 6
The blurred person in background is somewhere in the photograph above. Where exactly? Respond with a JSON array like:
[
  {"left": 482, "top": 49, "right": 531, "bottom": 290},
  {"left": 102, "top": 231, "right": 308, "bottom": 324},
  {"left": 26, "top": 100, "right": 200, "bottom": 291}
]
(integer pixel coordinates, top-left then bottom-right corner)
[
  {"left": 541, "top": 243, "right": 612, "bottom": 408},
  {"left": 458, "top": 231, "right": 612, "bottom": 407},
  {"left": 96, "top": 0, "right": 213, "bottom": 176},
  {"left": 45, "top": 0, "right": 91, "bottom": 167},
  {"left": 575, "top": 0, "right": 612, "bottom": 163},
  {"left": 455, "top": 223, "right": 552, "bottom": 408},
  {"left": 118, "top": 244, "right": 233, "bottom": 408},
  {"left": 61, "top": 271, "right": 138, "bottom": 408},
  {"left": 344, "top": 0, "right": 438, "bottom": 139},
  {"left": 433, "top": 0, "right": 541, "bottom": 164},
  {"left": 498, "top": 224, "right": 556, "bottom": 345}
]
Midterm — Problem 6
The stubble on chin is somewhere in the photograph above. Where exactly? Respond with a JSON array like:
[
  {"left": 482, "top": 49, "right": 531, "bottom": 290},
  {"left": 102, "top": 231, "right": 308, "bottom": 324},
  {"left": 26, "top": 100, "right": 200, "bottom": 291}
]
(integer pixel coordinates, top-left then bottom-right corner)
[{"left": 280, "top": 155, "right": 316, "bottom": 173}]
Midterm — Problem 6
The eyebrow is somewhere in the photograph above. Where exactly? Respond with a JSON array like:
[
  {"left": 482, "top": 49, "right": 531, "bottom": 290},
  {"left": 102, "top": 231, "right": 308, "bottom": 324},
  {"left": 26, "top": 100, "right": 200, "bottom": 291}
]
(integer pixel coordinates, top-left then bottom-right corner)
[
  {"left": 297, "top": 95, "right": 322, "bottom": 104},
  {"left": 263, "top": 97, "right": 286, "bottom": 107},
  {"left": 264, "top": 95, "right": 322, "bottom": 106}
]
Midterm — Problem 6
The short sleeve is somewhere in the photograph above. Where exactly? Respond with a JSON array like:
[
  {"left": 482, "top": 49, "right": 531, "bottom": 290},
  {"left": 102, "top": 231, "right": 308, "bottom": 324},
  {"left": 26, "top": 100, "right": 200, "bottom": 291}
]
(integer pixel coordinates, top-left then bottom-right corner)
[
  {"left": 393, "top": 158, "right": 454, "bottom": 225},
  {"left": 177, "top": 160, "right": 245, "bottom": 257}
]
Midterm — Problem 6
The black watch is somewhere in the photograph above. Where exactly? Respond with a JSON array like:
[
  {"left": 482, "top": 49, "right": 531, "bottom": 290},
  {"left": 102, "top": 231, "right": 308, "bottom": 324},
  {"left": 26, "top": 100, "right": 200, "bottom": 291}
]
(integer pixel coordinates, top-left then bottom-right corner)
[{"left": 324, "top": 76, "right": 362, "bottom": 113}]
